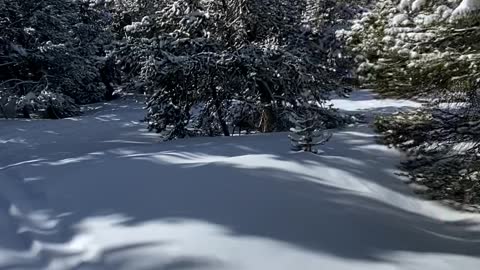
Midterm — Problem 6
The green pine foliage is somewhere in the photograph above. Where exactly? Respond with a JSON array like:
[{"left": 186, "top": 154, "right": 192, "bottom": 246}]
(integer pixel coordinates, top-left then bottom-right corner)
[
  {"left": 347, "top": 0, "right": 480, "bottom": 208},
  {"left": 346, "top": 0, "right": 480, "bottom": 100},
  {"left": 288, "top": 104, "right": 333, "bottom": 153}
]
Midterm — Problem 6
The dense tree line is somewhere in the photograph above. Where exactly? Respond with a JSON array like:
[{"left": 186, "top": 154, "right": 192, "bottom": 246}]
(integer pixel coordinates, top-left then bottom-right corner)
[
  {"left": 347, "top": 0, "right": 480, "bottom": 209},
  {"left": 1, "top": 0, "right": 367, "bottom": 143},
  {"left": 346, "top": 0, "right": 480, "bottom": 99},
  {"left": 108, "top": 0, "right": 368, "bottom": 139},
  {"left": 3, "top": 0, "right": 479, "bottom": 205},
  {"left": 0, "top": 0, "right": 113, "bottom": 118}
]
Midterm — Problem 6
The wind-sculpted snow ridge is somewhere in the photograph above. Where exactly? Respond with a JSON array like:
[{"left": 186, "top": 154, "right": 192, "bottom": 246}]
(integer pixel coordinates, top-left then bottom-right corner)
[{"left": 1, "top": 92, "right": 480, "bottom": 270}]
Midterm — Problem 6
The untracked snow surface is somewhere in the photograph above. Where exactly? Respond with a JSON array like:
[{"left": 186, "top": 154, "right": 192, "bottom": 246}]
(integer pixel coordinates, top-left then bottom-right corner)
[{"left": 1, "top": 91, "right": 480, "bottom": 270}]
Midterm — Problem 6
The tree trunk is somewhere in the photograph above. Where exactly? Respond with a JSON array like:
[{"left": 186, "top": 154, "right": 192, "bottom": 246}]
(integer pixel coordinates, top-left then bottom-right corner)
[
  {"left": 259, "top": 105, "right": 275, "bottom": 133},
  {"left": 0, "top": 98, "right": 7, "bottom": 119},
  {"left": 216, "top": 104, "right": 230, "bottom": 137},
  {"left": 257, "top": 78, "right": 275, "bottom": 133},
  {"left": 22, "top": 105, "right": 32, "bottom": 119},
  {"left": 101, "top": 57, "right": 116, "bottom": 101},
  {"left": 212, "top": 86, "right": 230, "bottom": 137},
  {"left": 103, "top": 80, "right": 115, "bottom": 101},
  {"left": 1, "top": 97, "right": 17, "bottom": 119}
]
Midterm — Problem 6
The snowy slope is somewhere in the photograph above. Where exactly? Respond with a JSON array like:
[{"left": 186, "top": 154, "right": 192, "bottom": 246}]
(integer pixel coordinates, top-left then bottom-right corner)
[{"left": 1, "top": 91, "right": 480, "bottom": 270}]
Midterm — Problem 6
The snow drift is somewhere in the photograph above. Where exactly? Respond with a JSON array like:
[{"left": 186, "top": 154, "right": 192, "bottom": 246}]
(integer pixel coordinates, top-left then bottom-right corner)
[{"left": 0, "top": 91, "right": 480, "bottom": 270}]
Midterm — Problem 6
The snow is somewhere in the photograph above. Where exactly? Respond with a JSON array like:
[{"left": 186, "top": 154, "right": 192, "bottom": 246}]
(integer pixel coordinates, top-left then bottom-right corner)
[
  {"left": 412, "top": 0, "right": 427, "bottom": 11},
  {"left": 1, "top": 92, "right": 480, "bottom": 270},
  {"left": 392, "top": 14, "right": 409, "bottom": 26},
  {"left": 329, "top": 90, "right": 422, "bottom": 117},
  {"left": 398, "top": 0, "right": 412, "bottom": 11},
  {"left": 452, "top": 0, "right": 480, "bottom": 18}
]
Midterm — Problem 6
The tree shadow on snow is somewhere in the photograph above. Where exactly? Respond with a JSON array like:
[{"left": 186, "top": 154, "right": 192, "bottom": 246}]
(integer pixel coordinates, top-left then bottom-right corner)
[
  {"left": 1, "top": 92, "right": 479, "bottom": 269},
  {"left": 2, "top": 126, "right": 480, "bottom": 269}
]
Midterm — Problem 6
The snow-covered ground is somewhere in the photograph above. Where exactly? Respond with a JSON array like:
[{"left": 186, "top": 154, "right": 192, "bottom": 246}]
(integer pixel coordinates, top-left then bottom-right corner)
[{"left": 1, "top": 90, "right": 480, "bottom": 270}]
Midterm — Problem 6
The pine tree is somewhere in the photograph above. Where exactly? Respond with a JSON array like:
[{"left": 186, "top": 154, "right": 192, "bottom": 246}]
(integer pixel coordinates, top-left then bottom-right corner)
[
  {"left": 347, "top": 0, "right": 480, "bottom": 206},
  {"left": 0, "top": 0, "right": 113, "bottom": 118},
  {"left": 288, "top": 105, "right": 332, "bottom": 153},
  {"left": 345, "top": 0, "right": 480, "bottom": 100},
  {"left": 110, "top": 0, "right": 364, "bottom": 140}
]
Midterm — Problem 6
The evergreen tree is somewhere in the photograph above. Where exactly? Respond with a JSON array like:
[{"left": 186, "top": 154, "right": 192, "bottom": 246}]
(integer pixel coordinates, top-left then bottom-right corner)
[
  {"left": 345, "top": 0, "right": 480, "bottom": 100},
  {"left": 109, "top": 0, "right": 362, "bottom": 140},
  {"left": 348, "top": 0, "right": 480, "bottom": 206},
  {"left": 288, "top": 104, "right": 333, "bottom": 153},
  {"left": 0, "top": 0, "right": 113, "bottom": 118}
]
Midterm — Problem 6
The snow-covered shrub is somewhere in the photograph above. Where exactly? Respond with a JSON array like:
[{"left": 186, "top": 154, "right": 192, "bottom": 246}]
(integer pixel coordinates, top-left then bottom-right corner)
[
  {"left": 1, "top": 90, "right": 80, "bottom": 119},
  {"left": 225, "top": 100, "right": 261, "bottom": 135},
  {"left": 0, "top": 94, "right": 18, "bottom": 119},
  {"left": 375, "top": 110, "right": 480, "bottom": 210},
  {"left": 19, "top": 91, "right": 81, "bottom": 119},
  {"left": 147, "top": 96, "right": 191, "bottom": 140},
  {"left": 289, "top": 106, "right": 333, "bottom": 153}
]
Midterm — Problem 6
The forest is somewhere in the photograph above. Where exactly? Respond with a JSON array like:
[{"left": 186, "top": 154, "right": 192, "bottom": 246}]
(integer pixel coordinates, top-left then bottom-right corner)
[
  {"left": 3, "top": 0, "right": 477, "bottom": 209},
  {"left": 1, "top": 1, "right": 480, "bottom": 269}
]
